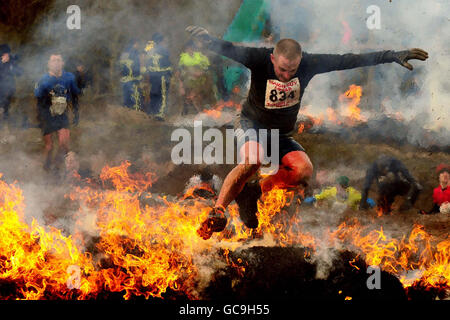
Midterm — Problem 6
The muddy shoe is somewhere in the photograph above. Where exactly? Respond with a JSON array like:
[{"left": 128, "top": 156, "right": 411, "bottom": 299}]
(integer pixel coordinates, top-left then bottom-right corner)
[
  {"left": 197, "top": 207, "right": 227, "bottom": 240},
  {"left": 235, "top": 181, "right": 261, "bottom": 229}
]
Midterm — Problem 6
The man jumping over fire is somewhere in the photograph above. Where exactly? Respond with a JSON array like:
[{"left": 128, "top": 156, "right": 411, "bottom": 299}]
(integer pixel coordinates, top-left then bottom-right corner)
[{"left": 185, "top": 26, "right": 429, "bottom": 240}]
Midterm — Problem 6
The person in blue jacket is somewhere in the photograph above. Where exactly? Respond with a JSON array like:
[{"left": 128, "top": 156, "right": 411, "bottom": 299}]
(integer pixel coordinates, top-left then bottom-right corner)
[
  {"left": 0, "top": 44, "right": 22, "bottom": 127},
  {"left": 34, "top": 53, "right": 80, "bottom": 171}
]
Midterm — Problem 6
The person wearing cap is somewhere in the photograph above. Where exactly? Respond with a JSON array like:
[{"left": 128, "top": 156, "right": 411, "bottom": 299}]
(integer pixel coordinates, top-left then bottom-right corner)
[
  {"left": 0, "top": 44, "right": 22, "bottom": 127},
  {"left": 360, "top": 155, "right": 422, "bottom": 214},
  {"left": 303, "top": 175, "right": 375, "bottom": 210},
  {"left": 143, "top": 33, "right": 172, "bottom": 120},
  {"left": 420, "top": 164, "right": 450, "bottom": 215}
]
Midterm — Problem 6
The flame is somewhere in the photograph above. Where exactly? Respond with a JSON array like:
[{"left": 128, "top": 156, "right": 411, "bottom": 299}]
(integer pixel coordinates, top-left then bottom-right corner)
[
  {"left": 202, "top": 100, "right": 241, "bottom": 119},
  {"left": 298, "top": 85, "right": 367, "bottom": 131},
  {"left": 326, "top": 107, "right": 341, "bottom": 125},
  {"left": 312, "top": 115, "right": 324, "bottom": 127},
  {"left": 0, "top": 174, "right": 95, "bottom": 299},
  {"left": 181, "top": 182, "right": 216, "bottom": 200},
  {"left": 330, "top": 219, "right": 449, "bottom": 290},
  {"left": 0, "top": 164, "right": 315, "bottom": 299},
  {"left": 0, "top": 161, "right": 448, "bottom": 299},
  {"left": 338, "top": 84, "right": 366, "bottom": 124},
  {"left": 376, "top": 206, "right": 384, "bottom": 217}
]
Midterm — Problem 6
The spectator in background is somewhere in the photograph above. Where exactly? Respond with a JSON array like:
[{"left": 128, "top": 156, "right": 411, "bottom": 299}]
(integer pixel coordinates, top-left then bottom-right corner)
[
  {"left": 360, "top": 155, "right": 423, "bottom": 214},
  {"left": 143, "top": 32, "right": 172, "bottom": 121},
  {"left": 34, "top": 53, "right": 80, "bottom": 172},
  {"left": 66, "top": 59, "right": 92, "bottom": 126},
  {"left": 119, "top": 39, "right": 143, "bottom": 111},
  {"left": 0, "top": 44, "right": 22, "bottom": 128},
  {"left": 420, "top": 164, "right": 450, "bottom": 215},
  {"left": 176, "top": 39, "right": 216, "bottom": 115}
]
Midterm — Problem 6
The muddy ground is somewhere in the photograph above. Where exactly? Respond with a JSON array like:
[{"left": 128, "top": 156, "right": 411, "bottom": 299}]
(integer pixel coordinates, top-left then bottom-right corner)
[{"left": 0, "top": 99, "right": 448, "bottom": 242}]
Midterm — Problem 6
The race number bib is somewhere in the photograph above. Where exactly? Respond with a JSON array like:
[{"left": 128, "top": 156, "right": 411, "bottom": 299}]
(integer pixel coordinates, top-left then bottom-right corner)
[
  {"left": 264, "top": 77, "right": 300, "bottom": 109},
  {"left": 50, "top": 96, "right": 68, "bottom": 116}
]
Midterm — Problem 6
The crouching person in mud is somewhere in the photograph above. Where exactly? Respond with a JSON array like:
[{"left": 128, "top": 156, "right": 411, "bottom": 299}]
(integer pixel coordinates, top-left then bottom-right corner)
[
  {"left": 35, "top": 53, "right": 80, "bottom": 172},
  {"left": 360, "top": 155, "right": 423, "bottom": 215}
]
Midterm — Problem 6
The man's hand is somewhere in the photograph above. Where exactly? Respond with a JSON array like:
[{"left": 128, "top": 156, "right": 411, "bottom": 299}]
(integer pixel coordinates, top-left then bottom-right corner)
[
  {"left": 303, "top": 196, "right": 316, "bottom": 205},
  {"left": 366, "top": 198, "right": 376, "bottom": 208},
  {"left": 185, "top": 26, "right": 210, "bottom": 42},
  {"left": 1, "top": 53, "right": 10, "bottom": 63},
  {"left": 390, "top": 48, "right": 428, "bottom": 70}
]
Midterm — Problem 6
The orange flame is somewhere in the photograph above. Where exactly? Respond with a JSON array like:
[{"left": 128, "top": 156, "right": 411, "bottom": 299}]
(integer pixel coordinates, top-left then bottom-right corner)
[
  {"left": 0, "top": 162, "right": 448, "bottom": 299},
  {"left": 330, "top": 219, "right": 449, "bottom": 289},
  {"left": 338, "top": 84, "right": 366, "bottom": 124},
  {"left": 202, "top": 100, "right": 242, "bottom": 119}
]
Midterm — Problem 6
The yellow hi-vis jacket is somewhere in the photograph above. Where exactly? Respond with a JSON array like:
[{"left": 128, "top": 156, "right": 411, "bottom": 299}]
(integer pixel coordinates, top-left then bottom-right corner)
[
  {"left": 178, "top": 52, "right": 210, "bottom": 70},
  {"left": 314, "top": 186, "right": 362, "bottom": 210}
]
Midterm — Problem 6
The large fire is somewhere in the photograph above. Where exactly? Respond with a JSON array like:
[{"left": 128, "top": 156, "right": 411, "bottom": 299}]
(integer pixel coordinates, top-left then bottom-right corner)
[
  {"left": 298, "top": 84, "right": 367, "bottom": 134},
  {"left": 0, "top": 160, "right": 448, "bottom": 300}
]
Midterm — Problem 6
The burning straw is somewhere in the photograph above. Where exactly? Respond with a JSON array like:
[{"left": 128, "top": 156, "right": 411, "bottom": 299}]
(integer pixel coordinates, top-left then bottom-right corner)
[{"left": 0, "top": 161, "right": 449, "bottom": 300}]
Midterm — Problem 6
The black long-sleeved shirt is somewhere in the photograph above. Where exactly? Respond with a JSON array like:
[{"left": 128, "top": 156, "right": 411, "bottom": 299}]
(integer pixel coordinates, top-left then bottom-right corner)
[
  {"left": 206, "top": 37, "right": 396, "bottom": 134},
  {"left": 361, "top": 156, "right": 417, "bottom": 204},
  {"left": 0, "top": 55, "right": 22, "bottom": 96}
]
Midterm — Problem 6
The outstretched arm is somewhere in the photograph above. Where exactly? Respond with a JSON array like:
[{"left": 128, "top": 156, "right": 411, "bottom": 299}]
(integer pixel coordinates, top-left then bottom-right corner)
[
  {"left": 307, "top": 48, "right": 428, "bottom": 75},
  {"left": 185, "top": 26, "right": 266, "bottom": 69}
]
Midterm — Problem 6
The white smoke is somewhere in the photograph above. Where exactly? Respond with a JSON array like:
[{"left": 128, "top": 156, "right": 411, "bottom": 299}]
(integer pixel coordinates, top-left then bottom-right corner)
[{"left": 270, "top": 0, "right": 449, "bottom": 147}]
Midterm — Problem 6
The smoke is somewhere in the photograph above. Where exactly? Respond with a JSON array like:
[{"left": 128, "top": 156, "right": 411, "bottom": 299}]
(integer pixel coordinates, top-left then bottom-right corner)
[
  {"left": 269, "top": 0, "right": 449, "bottom": 148},
  {"left": 0, "top": 0, "right": 448, "bottom": 298},
  {"left": 172, "top": 110, "right": 237, "bottom": 128}
]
